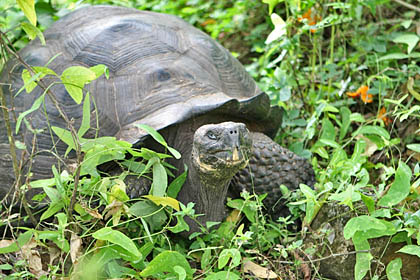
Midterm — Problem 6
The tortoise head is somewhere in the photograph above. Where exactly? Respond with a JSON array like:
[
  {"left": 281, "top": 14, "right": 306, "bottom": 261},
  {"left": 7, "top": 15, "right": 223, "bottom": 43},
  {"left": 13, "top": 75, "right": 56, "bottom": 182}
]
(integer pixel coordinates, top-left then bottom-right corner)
[{"left": 192, "top": 122, "right": 252, "bottom": 178}]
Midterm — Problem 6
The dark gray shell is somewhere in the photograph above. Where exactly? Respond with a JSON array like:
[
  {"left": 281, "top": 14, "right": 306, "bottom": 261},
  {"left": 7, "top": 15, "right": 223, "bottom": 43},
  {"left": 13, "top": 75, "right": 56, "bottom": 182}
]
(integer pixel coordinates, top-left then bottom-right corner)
[{"left": 0, "top": 5, "right": 281, "bottom": 179}]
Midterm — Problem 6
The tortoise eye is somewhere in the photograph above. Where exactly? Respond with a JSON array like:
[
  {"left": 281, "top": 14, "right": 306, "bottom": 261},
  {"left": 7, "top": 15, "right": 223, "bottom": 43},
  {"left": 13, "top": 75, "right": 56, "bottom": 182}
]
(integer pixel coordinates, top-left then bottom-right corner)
[{"left": 206, "top": 131, "right": 217, "bottom": 140}]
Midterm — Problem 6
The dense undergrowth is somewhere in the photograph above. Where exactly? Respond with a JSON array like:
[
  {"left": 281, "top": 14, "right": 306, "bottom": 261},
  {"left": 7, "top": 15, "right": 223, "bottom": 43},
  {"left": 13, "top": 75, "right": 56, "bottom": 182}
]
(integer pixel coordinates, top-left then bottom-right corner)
[{"left": 0, "top": 0, "right": 419, "bottom": 279}]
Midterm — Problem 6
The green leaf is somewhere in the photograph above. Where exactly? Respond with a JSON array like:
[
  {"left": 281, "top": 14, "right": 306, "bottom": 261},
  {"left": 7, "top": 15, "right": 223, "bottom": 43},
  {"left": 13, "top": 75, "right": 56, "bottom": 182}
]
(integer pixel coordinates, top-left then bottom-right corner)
[
  {"left": 152, "top": 161, "right": 167, "bottom": 197},
  {"left": 379, "top": 53, "right": 409, "bottom": 61},
  {"left": 135, "top": 124, "right": 181, "bottom": 159},
  {"left": 16, "top": 94, "right": 44, "bottom": 134},
  {"left": 172, "top": 266, "right": 186, "bottom": 280},
  {"left": 51, "top": 126, "right": 76, "bottom": 153},
  {"left": 167, "top": 165, "right": 187, "bottom": 198},
  {"left": 378, "top": 161, "right": 411, "bottom": 207},
  {"left": 319, "top": 139, "right": 340, "bottom": 149},
  {"left": 343, "top": 215, "right": 387, "bottom": 240},
  {"left": 262, "top": 0, "right": 281, "bottom": 14},
  {"left": 92, "top": 227, "right": 142, "bottom": 260},
  {"left": 21, "top": 69, "right": 41, "bottom": 94},
  {"left": 407, "top": 144, "right": 420, "bottom": 153},
  {"left": 353, "top": 125, "right": 390, "bottom": 140},
  {"left": 40, "top": 201, "right": 64, "bottom": 221},
  {"left": 0, "top": 264, "right": 13, "bottom": 270},
  {"left": 218, "top": 248, "right": 241, "bottom": 269},
  {"left": 89, "top": 64, "right": 108, "bottom": 79},
  {"left": 201, "top": 248, "right": 212, "bottom": 270},
  {"left": 360, "top": 193, "right": 375, "bottom": 214},
  {"left": 80, "top": 138, "right": 130, "bottom": 176},
  {"left": 109, "top": 179, "right": 130, "bottom": 202},
  {"left": 397, "top": 245, "right": 420, "bottom": 258},
  {"left": 340, "top": 106, "right": 351, "bottom": 140},
  {"left": 17, "top": 0, "right": 36, "bottom": 26},
  {"left": 78, "top": 92, "right": 91, "bottom": 138},
  {"left": 204, "top": 271, "right": 241, "bottom": 280},
  {"left": 314, "top": 146, "right": 329, "bottom": 159},
  {"left": 386, "top": 258, "right": 402, "bottom": 280},
  {"left": 0, "top": 231, "right": 33, "bottom": 254},
  {"left": 140, "top": 251, "right": 193, "bottom": 278},
  {"left": 143, "top": 195, "right": 180, "bottom": 211},
  {"left": 129, "top": 201, "right": 167, "bottom": 231},
  {"left": 61, "top": 66, "right": 97, "bottom": 104},
  {"left": 21, "top": 22, "right": 45, "bottom": 45},
  {"left": 352, "top": 232, "right": 372, "bottom": 280},
  {"left": 321, "top": 118, "right": 336, "bottom": 141},
  {"left": 227, "top": 198, "right": 255, "bottom": 223},
  {"left": 169, "top": 215, "right": 190, "bottom": 233},
  {"left": 392, "top": 34, "right": 419, "bottom": 54}
]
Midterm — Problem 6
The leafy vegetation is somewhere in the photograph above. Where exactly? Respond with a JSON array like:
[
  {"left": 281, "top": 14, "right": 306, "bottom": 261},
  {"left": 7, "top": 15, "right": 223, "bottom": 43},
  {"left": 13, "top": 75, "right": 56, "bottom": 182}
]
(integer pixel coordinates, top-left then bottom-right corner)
[{"left": 1, "top": 0, "right": 420, "bottom": 279}]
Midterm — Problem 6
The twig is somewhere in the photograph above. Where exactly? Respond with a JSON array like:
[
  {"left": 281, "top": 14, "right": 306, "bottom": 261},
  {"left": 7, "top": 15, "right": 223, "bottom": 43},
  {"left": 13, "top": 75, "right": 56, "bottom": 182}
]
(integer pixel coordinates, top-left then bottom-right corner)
[
  {"left": 22, "top": 134, "right": 40, "bottom": 227},
  {"left": 0, "top": 85, "right": 20, "bottom": 195},
  {"left": 392, "top": 0, "right": 420, "bottom": 13},
  {"left": 275, "top": 250, "right": 371, "bottom": 264}
]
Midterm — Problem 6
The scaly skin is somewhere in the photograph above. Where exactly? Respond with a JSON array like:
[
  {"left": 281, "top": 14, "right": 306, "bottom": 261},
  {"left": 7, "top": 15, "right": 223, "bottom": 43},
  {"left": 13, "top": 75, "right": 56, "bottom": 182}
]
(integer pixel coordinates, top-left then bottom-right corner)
[{"left": 231, "top": 132, "right": 315, "bottom": 219}]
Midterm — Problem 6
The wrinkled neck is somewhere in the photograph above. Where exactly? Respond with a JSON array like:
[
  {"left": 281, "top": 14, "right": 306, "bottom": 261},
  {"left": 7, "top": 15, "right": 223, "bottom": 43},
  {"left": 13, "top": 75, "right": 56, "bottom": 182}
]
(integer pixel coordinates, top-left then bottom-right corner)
[{"left": 188, "top": 161, "right": 232, "bottom": 223}]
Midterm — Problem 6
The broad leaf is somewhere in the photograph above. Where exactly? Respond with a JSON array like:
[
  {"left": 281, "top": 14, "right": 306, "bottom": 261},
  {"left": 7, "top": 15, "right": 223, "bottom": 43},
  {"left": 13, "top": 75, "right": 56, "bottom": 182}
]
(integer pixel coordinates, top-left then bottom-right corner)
[
  {"left": 135, "top": 124, "right": 181, "bottom": 159},
  {"left": 17, "top": 0, "right": 36, "bottom": 25},
  {"left": 92, "top": 227, "right": 141, "bottom": 260},
  {"left": 140, "top": 251, "right": 193, "bottom": 278},
  {"left": 343, "top": 215, "right": 386, "bottom": 239},
  {"left": 392, "top": 34, "right": 419, "bottom": 54},
  {"left": 205, "top": 271, "right": 241, "bottom": 280},
  {"left": 52, "top": 126, "right": 76, "bottom": 153},
  {"left": 352, "top": 232, "right": 372, "bottom": 280},
  {"left": 353, "top": 125, "right": 390, "bottom": 140},
  {"left": 78, "top": 92, "right": 91, "bottom": 137},
  {"left": 386, "top": 258, "right": 402, "bottom": 280},
  {"left": 218, "top": 248, "right": 241, "bottom": 269},
  {"left": 151, "top": 161, "right": 167, "bottom": 197},
  {"left": 167, "top": 166, "right": 187, "bottom": 198},
  {"left": 407, "top": 144, "right": 420, "bottom": 153},
  {"left": 339, "top": 106, "right": 351, "bottom": 140},
  {"left": 21, "top": 22, "right": 45, "bottom": 45},
  {"left": 397, "top": 245, "right": 420, "bottom": 258},
  {"left": 61, "top": 66, "right": 97, "bottom": 104},
  {"left": 378, "top": 161, "right": 411, "bottom": 207},
  {"left": 379, "top": 53, "right": 408, "bottom": 61},
  {"left": 0, "top": 231, "right": 33, "bottom": 254},
  {"left": 143, "top": 195, "right": 180, "bottom": 211}
]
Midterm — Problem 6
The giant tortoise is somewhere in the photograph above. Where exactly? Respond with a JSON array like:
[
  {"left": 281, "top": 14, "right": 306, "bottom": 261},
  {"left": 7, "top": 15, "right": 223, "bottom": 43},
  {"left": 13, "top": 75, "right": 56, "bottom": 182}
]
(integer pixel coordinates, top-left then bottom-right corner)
[{"left": 0, "top": 5, "right": 315, "bottom": 232}]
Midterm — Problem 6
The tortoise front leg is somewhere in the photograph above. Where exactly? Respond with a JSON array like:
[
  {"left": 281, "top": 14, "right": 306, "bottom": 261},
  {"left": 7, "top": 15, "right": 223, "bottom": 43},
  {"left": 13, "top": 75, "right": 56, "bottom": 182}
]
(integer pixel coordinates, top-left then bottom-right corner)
[{"left": 230, "top": 132, "right": 315, "bottom": 219}]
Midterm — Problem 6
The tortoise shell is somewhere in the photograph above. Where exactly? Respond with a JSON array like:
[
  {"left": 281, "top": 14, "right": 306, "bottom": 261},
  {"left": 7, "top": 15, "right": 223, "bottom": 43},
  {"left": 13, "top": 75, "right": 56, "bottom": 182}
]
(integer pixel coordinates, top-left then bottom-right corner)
[{"left": 0, "top": 5, "right": 281, "bottom": 178}]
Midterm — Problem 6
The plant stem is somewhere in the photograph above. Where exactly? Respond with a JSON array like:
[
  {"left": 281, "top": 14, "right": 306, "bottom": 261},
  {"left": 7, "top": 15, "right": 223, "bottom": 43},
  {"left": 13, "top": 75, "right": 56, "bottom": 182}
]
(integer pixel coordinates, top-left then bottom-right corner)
[{"left": 327, "top": 24, "right": 336, "bottom": 95}]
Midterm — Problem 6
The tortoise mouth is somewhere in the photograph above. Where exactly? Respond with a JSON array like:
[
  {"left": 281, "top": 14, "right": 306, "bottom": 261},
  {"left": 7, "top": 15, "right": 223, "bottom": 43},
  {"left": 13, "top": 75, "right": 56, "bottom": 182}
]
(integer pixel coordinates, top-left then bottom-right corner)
[
  {"left": 194, "top": 153, "right": 250, "bottom": 173},
  {"left": 195, "top": 146, "right": 251, "bottom": 173}
]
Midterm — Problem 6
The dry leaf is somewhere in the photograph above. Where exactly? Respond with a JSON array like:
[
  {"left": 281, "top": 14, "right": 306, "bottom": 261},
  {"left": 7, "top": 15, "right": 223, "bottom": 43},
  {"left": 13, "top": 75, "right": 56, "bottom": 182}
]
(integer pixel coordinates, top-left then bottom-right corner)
[
  {"left": 0, "top": 240, "right": 14, "bottom": 248},
  {"left": 70, "top": 233, "right": 83, "bottom": 264},
  {"left": 49, "top": 245, "right": 61, "bottom": 266},
  {"left": 20, "top": 239, "right": 46, "bottom": 277},
  {"left": 293, "top": 251, "right": 311, "bottom": 280},
  {"left": 243, "top": 259, "right": 278, "bottom": 279},
  {"left": 226, "top": 209, "right": 242, "bottom": 223},
  {"left": 81, "top": 204, "right": 103, "bottom": 219},
  {"left": 356, "top": 135, "right": 378, "bottom": 157}
]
